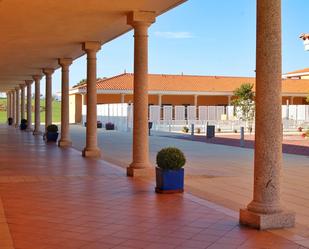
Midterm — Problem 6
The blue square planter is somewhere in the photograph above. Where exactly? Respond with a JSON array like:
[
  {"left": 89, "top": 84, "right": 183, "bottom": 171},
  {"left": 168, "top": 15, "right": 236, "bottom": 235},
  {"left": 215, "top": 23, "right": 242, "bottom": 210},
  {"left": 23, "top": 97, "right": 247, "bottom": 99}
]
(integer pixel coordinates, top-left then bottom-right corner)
[
  {"left": 46, "top": 132, "right": 59, "bottom": 142},
  {"left": 155, "top": 167, "right": 184, "bottom": 193}
]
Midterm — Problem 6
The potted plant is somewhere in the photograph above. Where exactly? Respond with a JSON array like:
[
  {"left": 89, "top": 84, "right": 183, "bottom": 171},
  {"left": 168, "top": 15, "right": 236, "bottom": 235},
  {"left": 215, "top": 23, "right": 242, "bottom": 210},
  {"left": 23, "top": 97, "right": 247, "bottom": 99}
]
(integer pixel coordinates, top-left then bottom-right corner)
[
  {"left": 46, "top": 124, "right": 59, "bottom": 142},
  {"left": 20, "top": 119, "right": 27, "bottom": 130},
  {"left": 302, "top": 130, "right": 309, "bottom": 139},
  {"left": 298, "top": 127, "right": 303, "bottom": 132},
  {"left": 182, "top": 126, "right": 189, "bottom": 133},
  {"left": 105, "top": 122, "right": 115, "bottom": 130},
  {"left": 7, "top": 117, "right": 13, "bottom": 125},
  {"left": 196, "top": 128, "right": 201, "bottom": 134},
  {"left": 155, "top": 147, "right": 186, "bottom": 194}
]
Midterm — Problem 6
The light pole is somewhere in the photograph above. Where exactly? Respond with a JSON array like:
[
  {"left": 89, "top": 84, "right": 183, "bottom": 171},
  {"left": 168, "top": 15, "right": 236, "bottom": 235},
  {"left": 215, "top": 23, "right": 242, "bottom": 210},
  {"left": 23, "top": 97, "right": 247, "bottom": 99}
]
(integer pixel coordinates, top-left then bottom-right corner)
[{"left": 300, "top": 33, "right": 309, "bottom": 51}]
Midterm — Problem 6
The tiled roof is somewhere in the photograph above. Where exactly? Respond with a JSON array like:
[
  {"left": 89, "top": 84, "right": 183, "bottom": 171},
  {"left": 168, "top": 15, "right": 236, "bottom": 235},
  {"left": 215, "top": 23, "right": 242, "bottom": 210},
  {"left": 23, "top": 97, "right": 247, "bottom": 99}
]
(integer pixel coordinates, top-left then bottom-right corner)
[
  {"left": 73, "top": 73, "right": 309, "bottom": 94},
  {"left": 284, "top": 68, "right": 309, "bottom": 76}
]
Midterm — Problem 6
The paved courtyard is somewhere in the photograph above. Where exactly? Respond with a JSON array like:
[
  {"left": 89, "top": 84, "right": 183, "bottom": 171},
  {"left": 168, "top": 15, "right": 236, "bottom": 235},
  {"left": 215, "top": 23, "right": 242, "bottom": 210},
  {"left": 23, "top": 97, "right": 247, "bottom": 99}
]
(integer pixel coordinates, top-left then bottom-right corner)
[
  {"left": 69, "top": 125, "right": 309, "bottom": 239},
  {"left": 1, "top": 125, "right": 308, "bottom": 249}
]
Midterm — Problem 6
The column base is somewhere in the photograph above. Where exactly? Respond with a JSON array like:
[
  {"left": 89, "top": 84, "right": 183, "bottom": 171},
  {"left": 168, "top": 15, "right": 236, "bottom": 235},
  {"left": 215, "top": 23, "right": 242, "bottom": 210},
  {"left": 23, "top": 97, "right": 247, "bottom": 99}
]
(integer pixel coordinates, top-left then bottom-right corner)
[
  {"left": 82, "top": 147, "right": 101, "bottom": 158},
  {"left": 239, "top": 208, "right": 295, "bottom": 230},
  {"left": 58, "top": 140, "right": 72, "bottom": 147},
  {"left": 33, "top": 130, "right": 42, "bottom": 136},
  {"left": 127, "top": 163, "right": 154, "bottom": 177}
]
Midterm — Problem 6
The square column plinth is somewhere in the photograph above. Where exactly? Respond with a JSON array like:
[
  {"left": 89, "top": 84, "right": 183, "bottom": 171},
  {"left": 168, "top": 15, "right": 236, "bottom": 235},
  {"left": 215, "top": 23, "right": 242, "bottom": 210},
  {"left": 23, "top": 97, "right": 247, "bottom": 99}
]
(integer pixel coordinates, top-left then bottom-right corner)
[
  {"left": 127, "top": 166, "right": 154, "bottom": 177},
  {"left": 82, "top": 148, "right": 101, "bottom": 158},
  {"left": 240, "top": 208, "right": 295, "bottom": 230}
]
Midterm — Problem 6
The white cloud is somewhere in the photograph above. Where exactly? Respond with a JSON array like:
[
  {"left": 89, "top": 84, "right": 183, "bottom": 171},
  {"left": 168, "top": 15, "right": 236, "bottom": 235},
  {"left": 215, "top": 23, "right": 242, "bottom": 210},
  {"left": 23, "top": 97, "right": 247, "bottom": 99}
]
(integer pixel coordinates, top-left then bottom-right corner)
[{"left": 154, "top": 31, "right": 194, "bottom": 39}]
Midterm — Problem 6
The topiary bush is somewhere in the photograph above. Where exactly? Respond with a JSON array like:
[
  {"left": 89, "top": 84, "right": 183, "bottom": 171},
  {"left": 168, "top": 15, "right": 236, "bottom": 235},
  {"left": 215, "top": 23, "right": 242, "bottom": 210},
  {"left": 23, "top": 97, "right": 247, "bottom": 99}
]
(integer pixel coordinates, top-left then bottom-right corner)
[
  {"left": 47, "top": 124, "right": 58, "bottom": 133},
  {"left": 156, "top": 147, "right": 186, "bottom": 170}
]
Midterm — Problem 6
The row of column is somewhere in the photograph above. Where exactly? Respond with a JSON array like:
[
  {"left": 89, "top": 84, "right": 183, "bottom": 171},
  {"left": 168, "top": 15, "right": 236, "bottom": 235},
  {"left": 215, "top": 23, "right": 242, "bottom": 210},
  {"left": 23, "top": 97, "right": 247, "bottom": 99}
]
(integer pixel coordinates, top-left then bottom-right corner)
[{"left": 5, "top": 4, "right": 294, "bottom": 230}]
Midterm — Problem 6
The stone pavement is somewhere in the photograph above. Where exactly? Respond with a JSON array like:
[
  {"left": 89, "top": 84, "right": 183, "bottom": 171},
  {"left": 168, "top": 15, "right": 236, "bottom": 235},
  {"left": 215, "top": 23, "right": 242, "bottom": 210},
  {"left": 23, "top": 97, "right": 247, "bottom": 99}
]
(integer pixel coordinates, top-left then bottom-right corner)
[
  {"left": 0, "top": 125, "right": 308, "bottom": 249},
  {"left": 69, "top": 125, "right": 309, "bottom": 242}
]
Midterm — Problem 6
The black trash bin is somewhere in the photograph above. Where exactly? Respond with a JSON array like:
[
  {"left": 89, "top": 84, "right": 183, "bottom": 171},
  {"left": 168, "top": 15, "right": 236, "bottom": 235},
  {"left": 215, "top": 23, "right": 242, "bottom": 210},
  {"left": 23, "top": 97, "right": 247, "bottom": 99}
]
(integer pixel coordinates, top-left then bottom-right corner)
[{"left": 206, "top": 125, "right": 215, "bottom": 139}]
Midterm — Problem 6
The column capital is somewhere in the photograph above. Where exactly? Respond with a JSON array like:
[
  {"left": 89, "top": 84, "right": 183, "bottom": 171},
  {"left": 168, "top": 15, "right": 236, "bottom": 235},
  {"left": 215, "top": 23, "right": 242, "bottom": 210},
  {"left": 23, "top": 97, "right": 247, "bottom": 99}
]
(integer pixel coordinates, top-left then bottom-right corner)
[
  {"left": 19, "top": 84, "right": 26, "bottom": 89},
  {"left": 43, "top": 68, "right": 55, "bottom": 76},
  {"left": 127, "top": 11, "right": 156, "bottom": 27},
  {"left": 58, "top": 58, "right": 73, "bottom": 67},
  {"left": 33, "top": 75, "right": 43, "bottom": 81},
  {"left": 25, "top": 80, "right": 33, "bottom": 86},
  {"left": 15, "top": 86, "right": 20, "bottom": 91},
  {"left": 82, "top": 42, "right": 101, "bottom": 53}
]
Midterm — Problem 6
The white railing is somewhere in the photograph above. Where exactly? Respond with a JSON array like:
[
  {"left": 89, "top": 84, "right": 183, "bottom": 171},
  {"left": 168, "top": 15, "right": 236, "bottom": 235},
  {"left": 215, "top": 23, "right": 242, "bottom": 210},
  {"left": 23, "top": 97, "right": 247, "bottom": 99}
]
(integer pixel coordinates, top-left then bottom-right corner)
[{"left": 81, "top": 104, "right": 309, "bottom": 132}]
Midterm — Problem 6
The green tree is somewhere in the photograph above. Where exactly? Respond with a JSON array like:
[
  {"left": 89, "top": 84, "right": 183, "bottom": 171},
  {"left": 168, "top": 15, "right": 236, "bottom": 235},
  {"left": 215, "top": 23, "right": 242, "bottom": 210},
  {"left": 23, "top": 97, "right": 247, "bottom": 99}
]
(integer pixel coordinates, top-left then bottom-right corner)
[{"left": 231, "top": 83, "right": 255, "bottom": 130}]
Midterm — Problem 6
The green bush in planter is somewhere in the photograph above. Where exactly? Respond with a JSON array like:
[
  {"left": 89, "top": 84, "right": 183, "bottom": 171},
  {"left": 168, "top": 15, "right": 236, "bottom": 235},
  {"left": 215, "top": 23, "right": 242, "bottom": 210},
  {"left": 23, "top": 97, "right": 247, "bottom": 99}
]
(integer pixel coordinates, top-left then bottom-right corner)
[
  {"left": 156, "top": 147, "right": 186, "bottom": 170},
  {"left": 47, "top": 124, "right": 58, "bottom": 133}
]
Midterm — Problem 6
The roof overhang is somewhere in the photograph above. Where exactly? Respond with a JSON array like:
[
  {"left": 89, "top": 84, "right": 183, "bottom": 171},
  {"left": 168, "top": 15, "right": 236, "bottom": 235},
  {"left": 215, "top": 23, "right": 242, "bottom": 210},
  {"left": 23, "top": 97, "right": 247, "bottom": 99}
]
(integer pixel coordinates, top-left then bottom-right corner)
[{"left": 0, "top": 0, "right": 186, "bottom": 92}]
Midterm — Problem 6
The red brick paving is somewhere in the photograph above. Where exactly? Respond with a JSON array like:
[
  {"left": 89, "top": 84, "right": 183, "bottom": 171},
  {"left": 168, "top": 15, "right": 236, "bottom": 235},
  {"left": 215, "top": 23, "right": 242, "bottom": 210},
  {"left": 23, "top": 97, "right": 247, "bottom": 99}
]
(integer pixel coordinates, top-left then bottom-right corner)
[{"left": 0, "top": 126, "right": 307, "bottom": 249}]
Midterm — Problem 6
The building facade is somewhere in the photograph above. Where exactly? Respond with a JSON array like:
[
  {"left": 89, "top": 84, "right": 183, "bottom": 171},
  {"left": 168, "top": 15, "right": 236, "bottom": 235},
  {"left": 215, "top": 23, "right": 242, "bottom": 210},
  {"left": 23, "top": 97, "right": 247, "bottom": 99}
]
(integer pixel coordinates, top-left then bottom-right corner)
[{"left": 69, "top": 72, "right": 309, "bottom": 123}]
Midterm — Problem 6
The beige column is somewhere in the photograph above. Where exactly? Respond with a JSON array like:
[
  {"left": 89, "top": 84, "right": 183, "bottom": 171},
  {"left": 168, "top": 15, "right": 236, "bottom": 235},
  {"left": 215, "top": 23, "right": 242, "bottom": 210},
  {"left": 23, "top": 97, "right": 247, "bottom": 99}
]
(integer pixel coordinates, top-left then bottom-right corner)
[
  {"left": 6, "top": 92, "right": 10, "bottom": 120},
  {"left": 121, "top": 94, "right": 125, "bottom": 104},
  {"left": 228, "top": 96, "right": 232, "bottom": 106},
  {"left": 15, "top": 87, "right": 20, "bottom": 128},
  {"left": 127, "top": 11, "right": 156, "bottom": 177},
  {"left": 25, "top": 80, "right": 33, "bottom": 131},
  {"left": 33, "top": 75, "right": 42, "bottom": 135},
  {"left": 240, "top": 0, "right": 294, "bottom": 230},
  {"left": 43, "top": 69, "right": 54, "bottom": 130},
  {"left": 20, "top": 84, "right": 26, "bottom": 120},
  {"left": 158, "top": 94, "right": 162, "bottom": 106},
  {"left": 12, "top": 91, "right": 16, "bottom": 125},
  {"left": 194, "top": 94, "right": 198, "bottom": 107},
  {"left": 290, "top": 96, "right": 294, "bottom": 105},
  {"left": 82, "top": 42, "right": 101, "bottom": 157},
  {"left": 58, "top": 58, "right": 72, "bottom": 147}
]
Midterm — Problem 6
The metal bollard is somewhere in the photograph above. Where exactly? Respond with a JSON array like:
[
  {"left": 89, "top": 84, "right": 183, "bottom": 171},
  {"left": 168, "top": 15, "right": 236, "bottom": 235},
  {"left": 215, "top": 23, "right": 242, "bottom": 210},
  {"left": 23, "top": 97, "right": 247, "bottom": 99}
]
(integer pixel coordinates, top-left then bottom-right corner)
[
  {"left": 240, "top": 126, "right": 244, "bottom": 147},
  {"left": 191, "top": 124, "right": 194, "bottom": 136}
]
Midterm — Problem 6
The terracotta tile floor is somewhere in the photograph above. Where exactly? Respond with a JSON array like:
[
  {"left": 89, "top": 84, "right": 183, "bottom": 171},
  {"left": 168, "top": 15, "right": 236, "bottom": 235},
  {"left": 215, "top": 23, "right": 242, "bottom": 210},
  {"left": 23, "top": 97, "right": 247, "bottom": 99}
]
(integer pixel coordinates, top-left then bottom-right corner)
[{"left": 0, "top": 126, "right": 307, "bottom": 249}]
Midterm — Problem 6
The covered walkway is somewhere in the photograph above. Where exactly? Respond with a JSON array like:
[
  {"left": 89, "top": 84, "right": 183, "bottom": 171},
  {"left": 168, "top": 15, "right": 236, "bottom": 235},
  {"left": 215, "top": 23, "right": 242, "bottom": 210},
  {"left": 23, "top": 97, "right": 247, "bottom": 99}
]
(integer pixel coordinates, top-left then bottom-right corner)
[{"left": 0, "top": 126, "right": 305, "bottom": 249}]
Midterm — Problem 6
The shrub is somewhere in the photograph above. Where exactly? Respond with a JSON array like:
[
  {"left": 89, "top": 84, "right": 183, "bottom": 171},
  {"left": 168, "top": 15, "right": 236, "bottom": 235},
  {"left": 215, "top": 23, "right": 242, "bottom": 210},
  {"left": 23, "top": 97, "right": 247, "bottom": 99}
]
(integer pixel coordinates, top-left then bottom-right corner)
[
  {"left": 105, "top": 122, "right": 115, "bottom": 130},
  {"left": 298, "top": 127, "right": 303, "bottom": 132},
  {"left": 196, "top": 128, "right": 201, "bottom": 134},
  {"left": 182, "top": 126, "right": 189, "bottom": 133},
  {"left": 156, "top": 147, "right": 186, "bottom": 170},
  {"left": 217, "top": 128, "right": 221, "bottom": 133},
  {"left": 21, "top": 119, "right": 27, "bottom": 124},
  {"left": 47, "top": 124, "right": 58, "bottom": 133},
  {"left": 302, "top": 130, "right": 309, "bottom": 138}
]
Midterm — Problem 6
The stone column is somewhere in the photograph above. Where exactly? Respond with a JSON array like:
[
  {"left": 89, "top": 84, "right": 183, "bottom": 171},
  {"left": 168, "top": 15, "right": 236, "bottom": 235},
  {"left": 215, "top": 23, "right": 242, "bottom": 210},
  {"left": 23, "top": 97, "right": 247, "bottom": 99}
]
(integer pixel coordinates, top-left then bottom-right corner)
[
  {"left": 127, "top": 11, "right": 156, "bottom": 177},
  {"left": 290, "top": 96, "right": 294, "bottom": 105},
  {"left": 25, "top": 80, "right": 33, "bottom": 131},
  {"left": 15, "top": 87, "right": 20, "bottom": 128},
  {"left": 43, "top": 69, "right": 54, "bottom": 130},
  {"left": 12, "top": 91, "right": 16, "bottom": 125},
  {"left": 82, "top": 42, "right": 101, "bottom": 157},
  {"left": 194, "top": 94, "right": 198, "bottom": 107},
  {"left": 20, "top": 84, "right": 26, "bottom": 120},
  {"left": 121, "top": 94, "right": 125, "bottom": 104},
  {"left": 6, "top": 92, "right": 10, "bottom": 120},
  {"left": 58, "top": 58, "right": 72, "bottom": 147},
  {"left": 33, "top": 75, "right": 42, "bottom": 135},
  {"left": 240, "top": 0, "right": 294, "bottom": 230},
  {"left": 228, "top": 96, "right": 232, "bottom": 106},
  {"left": 158, "top": 94, "right": 162, "bottom": 106}
]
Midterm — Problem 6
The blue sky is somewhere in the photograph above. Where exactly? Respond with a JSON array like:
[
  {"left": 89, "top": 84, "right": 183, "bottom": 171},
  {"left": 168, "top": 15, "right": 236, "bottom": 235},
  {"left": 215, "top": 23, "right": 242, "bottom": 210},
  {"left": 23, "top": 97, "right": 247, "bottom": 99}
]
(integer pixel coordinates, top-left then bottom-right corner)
[{"left": 49, "top": 0, "right": 309, "bottom": 94}]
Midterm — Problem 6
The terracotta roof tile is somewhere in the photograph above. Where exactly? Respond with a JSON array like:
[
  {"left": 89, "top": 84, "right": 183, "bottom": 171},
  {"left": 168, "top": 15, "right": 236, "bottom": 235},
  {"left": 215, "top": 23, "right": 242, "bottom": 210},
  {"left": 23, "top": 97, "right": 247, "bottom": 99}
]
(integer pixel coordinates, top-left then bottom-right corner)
[
  {"left": 74, "top": 73, "right": 309, "bottom": 94},
  {"left": 285, "top": 68, "right": 309, "bottom": 75}
]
